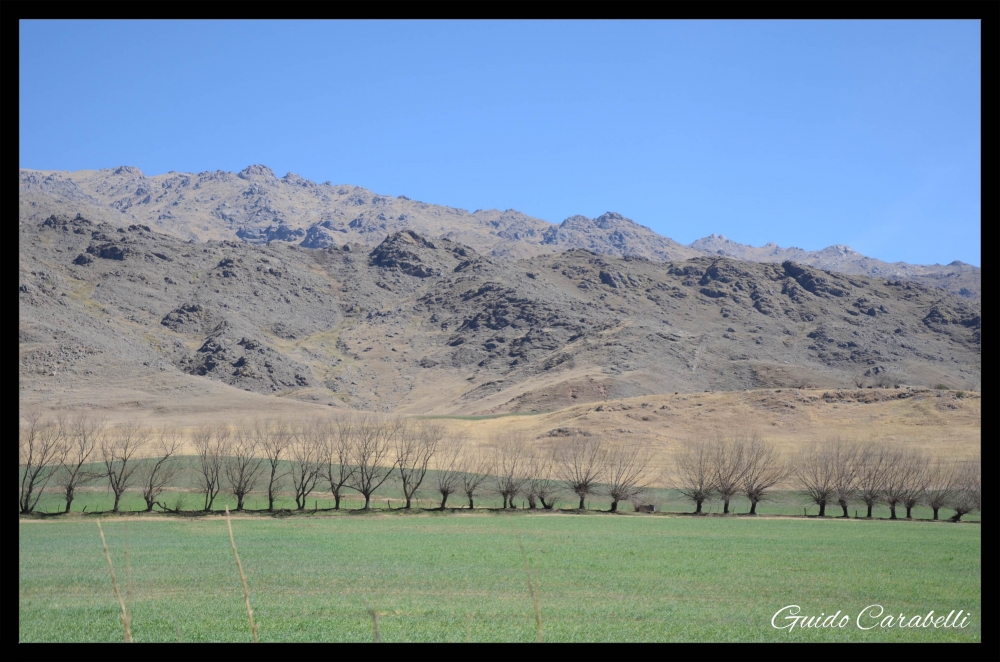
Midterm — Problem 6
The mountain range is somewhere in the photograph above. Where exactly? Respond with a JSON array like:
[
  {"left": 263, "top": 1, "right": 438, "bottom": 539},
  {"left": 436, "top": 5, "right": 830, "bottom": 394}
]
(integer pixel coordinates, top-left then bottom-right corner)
[
  {"left": 20, "top": 165, "right": 979, "bottom": 301},
  {"left": 19, "top": 168, "right": 980, "bottom": 416}
]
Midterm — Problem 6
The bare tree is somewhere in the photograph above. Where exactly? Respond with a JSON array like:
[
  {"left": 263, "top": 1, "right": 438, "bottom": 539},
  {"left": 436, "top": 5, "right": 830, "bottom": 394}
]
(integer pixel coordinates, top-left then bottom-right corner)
[
  {"left": 459, "top": 446, "right": 493, "bottom": 509},
  {"left": 57, "top": 414, "right": 104, "bottom": 513},
  {"left": 19, "top": 411, "right": 67, "bottom": 514},
  {"left": 967, "top": 455, "right": 981, "bottom": 515},
  {"left": 193, "top": 425, "right": 226, "bottom": 511},
  {"left": 139, "top": 427, "right": 183, "bottom": 512},
  {"left": 347, "top": 414, "right": 399, "bottom": 509},
  {"left": 672, "top": 440, "right": 715, "bottom": 514},
  {"left": 492, "top": 432, "right": 530, "bottom": 508},
  {"left": 710, "top": 434, "right": 748, "bottom": 515},
  {"left": 795, "top": 442, "right": 838, "bottom": 517},
  {"left": 949, "top": 456, "right": 980, "bottom": 522},
  {"left": 525, "top": 450, "right": 560, "bottom": 510},
  {"left": 901, "top": 452, "right": 931, "bottom": 519},
  {"left": 433, "top": 438, "right": 465, "bottom": 509},
  {"left": 101, "top": 419, "right": 150, "bottom": 513},
  {"left": 829, "top": 440, "right": 860, "bottom": 518},
  {"left": 855, "top": 443, "right": 889, "bottom": 518},
  {"left": 603, "top": 440, "right": 654, "bottom": 512},
  {"left": 259, "top": 420, "right": 291, "bottom": 511},
  {"left": 923, "top": 459, "right": 961, "bottom": 521},
  {"left": 740, "top": 434, "right": 787, "bottom": 515},
  {"left": 395, "top": 421, "right": 441, "bottom": 509},
  {"left": 225, "top": 423, "right": 265, "bottom": 511},
  {"left": 881, "top": 447, "right": 923, "bottom": 520},
  {"left": 289, "top": 420, "right": 324, "bottom": 510},
  {"left": 321, "top": 417, "right": 356, "bottom": 510},
  {"left": 556, "top": 435, "right": 604, "bottom": 510}
]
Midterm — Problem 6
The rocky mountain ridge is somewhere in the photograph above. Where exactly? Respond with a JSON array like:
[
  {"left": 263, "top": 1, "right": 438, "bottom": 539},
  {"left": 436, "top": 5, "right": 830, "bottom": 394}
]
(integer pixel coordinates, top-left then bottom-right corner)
[{"left": 20, "top": 166, "right": 979, "bottom": 300}]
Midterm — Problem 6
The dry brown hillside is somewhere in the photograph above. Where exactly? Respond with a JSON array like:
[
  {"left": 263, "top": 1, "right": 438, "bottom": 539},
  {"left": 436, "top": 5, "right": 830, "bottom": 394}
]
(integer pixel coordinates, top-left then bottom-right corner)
[{"left": 20, "top": 215, "right": 979, "bottom": 420}]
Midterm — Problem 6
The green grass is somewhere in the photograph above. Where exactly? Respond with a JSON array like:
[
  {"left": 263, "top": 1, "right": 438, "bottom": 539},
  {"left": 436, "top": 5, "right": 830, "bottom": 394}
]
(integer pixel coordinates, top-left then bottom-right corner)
[{"left": 19, "top": 514, "right": 980, "bottom": 642}]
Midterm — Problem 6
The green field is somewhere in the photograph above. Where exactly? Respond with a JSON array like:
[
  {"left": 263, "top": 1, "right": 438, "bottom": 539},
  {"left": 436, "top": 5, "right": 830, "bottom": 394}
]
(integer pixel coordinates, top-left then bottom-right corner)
[{"left": 19, "top": 513, "right": 980, "bottom": 642}]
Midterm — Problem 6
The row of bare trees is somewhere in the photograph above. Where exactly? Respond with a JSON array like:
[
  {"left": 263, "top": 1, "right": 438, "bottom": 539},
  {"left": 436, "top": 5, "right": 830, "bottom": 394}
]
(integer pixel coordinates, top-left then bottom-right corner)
[
  {"left": 162, "top": 417, "right": 442, "bottom": 513},
  {"left": 17, "top": 414, "right": 448, "bottom": 514},
  {"left": 23, "top": 412, "right": 979, "bottom": 520},
  {"left": 794, "top": 439, "right": 980, "bottom": 521},
  {"left": 673, "top": 431, "right": 787, "bottom": 515},
  {"left": 437, "top": 432, "right": 655, "bottom": 512},
  {"left": 19, "top": 414, "right": 184, "bottom": 515},
  {"left": 20, "top": 412, "right": 657, "bottom": 514},
  {"left": 671, "top": 432, "right": 981, "bottom": 521}
]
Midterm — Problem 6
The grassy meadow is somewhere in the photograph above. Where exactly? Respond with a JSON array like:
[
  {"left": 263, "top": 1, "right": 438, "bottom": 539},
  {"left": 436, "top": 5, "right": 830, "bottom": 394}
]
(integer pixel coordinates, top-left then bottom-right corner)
[{"left": 19, "top": 513, "right": 980, "bottom": 643}]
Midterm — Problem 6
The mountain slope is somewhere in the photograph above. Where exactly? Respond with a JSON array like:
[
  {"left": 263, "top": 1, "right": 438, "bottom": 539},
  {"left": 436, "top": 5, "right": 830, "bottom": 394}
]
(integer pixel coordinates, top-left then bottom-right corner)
[{"left": 20, "top": 214, "right": 980, "bottom": 415}]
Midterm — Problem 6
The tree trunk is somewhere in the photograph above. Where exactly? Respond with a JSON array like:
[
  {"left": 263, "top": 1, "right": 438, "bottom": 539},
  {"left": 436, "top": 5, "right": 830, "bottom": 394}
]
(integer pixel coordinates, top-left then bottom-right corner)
[
  {"left": 333, "top": 492, "right": 341, "bottom": 510},
  {"left": 65, "top": 497, "right": 74, "bottom": 514},
  {"left": 440, "top": 493, "right": 449, "bottom": 509},
  {"left": 363, "top": 493, "right": 371, "bottom": 510},
  {"left": 839, "top": 499, "right": 849, "bottom": 517},
  {"left": 145, "top": 500, "right": 155, "bottom": 512},
  {"left": 932, "top": 507, "right": 939, "bottom": 520},
  {"left": 113, "top": 492, "right": 122, "bottom": 513},
  {"left": 866, "top": 502, "right": 873, "bottom": 518},
  {"left": 578, "top": 495, "right": 586, "bottom": 510},
  {"left": 889, "top": 504, "right": 897, "bottom": 520},
  {"left": 405, "top": 497, "right": 412, "bottom": 509},
  {"left": 610, "top": 500, "right": 618, "bottom": 513},
  {"left": 527, "top": 495, "right": 537, "bottom": 509},
  {"left": 905, "top": 505, "right": 913, "bottom": 519},
  {"left": 468, "top": 495, "right": 474, "bottom": 509},
  {"left": 817, "top": 500, "right": 826, "bottom": 517},
  {"left": 749, "top": 500, "right": 757, "bottom": 515},
  {"left": 951, "top": 512, "right": 963, "bottom": 522},
  {"left": 268, "top": 493, "right": 275, "bottom": 512},
  {"left": 541, "top": 497, "right": 554, "bottom": 510},
  {"left": 237, "top": 494, "right": 245, "bottom": 511},
  {"left": 695, "top": 499, "right": 703, "bottom": 514}
]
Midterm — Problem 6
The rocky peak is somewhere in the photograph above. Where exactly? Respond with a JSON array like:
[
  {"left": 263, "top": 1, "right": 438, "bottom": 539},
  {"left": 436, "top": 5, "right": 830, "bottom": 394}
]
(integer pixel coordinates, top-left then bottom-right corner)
[
  {"left": 238, "top": 164, "right": 277, "bottom": 180},
  {"left": 593, "top": 211, "right": 633, "bottom": 229},
  {"left": 282, "top": 172, "right": 314, "bottom": 187},
  {"left": 109, "top": 166, "right": 145, "bottom": 177}
]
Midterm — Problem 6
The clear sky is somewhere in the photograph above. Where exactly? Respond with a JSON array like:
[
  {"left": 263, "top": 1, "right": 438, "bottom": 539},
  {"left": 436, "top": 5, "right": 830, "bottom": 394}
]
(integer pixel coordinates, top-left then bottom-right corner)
[{"left": 19, "top": 20, "right": 981, "bottom": 266}]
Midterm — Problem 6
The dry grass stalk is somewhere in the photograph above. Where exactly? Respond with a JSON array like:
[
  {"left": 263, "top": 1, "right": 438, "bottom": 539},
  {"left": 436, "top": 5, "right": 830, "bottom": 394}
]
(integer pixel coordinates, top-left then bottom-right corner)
[
  {"left": 225, "top": 506, "right": 259, "bottom": 642},
  {"left": 97, "top": 521, "right": 132, "bottom": 642},
  {"left": 517, "top": 534, "right": 543, "bottom": 642},
  {"left": 125, "top": 522, "right": 132, "bottom": 608},
  {"left": 365, "top": 601, "right": 381, "bottom": 642}
]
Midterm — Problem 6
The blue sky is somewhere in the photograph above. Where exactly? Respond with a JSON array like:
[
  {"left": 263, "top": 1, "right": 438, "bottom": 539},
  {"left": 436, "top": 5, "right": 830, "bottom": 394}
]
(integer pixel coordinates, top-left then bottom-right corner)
[{"left": 19, "top": 20, "right": 980, "bottom": 266}]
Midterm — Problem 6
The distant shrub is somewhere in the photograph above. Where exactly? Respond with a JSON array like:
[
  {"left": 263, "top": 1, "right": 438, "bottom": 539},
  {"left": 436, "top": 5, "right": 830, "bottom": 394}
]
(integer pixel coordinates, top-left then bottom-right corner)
[{"left": 935, "top": 384, "right": 950, "bottom": 390}]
